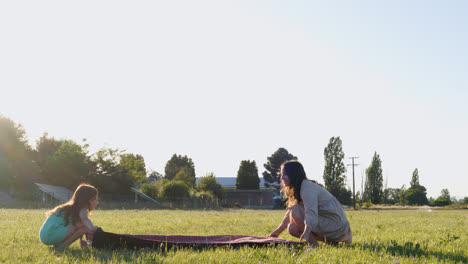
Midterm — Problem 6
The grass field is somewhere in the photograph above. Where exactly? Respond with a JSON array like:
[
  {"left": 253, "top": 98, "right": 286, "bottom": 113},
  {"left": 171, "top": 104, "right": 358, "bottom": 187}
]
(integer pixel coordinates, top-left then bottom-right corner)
[{"left": 0, "top": 208, "right": 466, "bottom": 263}]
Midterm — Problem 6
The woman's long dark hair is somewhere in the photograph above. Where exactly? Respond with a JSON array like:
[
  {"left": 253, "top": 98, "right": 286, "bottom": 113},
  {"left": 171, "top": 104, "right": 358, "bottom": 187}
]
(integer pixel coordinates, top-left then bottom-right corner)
[
  {"left": 46, "top": 183, "right": 98, "bottom": 226},
  {"left": 280, "top": 160, "right": 323, "bottom": 206}
]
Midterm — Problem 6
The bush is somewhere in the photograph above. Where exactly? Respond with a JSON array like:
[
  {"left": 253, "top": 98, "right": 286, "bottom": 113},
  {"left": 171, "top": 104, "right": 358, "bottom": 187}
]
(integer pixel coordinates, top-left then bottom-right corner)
[
  {"left": 161, "top": 181, "right": 189, "bottom": 201},
  {"left": 140, "top": 183, "right": 158, "bottom": 199},
  {"left": 197, "top": 173, "right": 226, "bottom": 201},
  {"left": 431, "top": 198, "right": 451, "bottom": 207}
]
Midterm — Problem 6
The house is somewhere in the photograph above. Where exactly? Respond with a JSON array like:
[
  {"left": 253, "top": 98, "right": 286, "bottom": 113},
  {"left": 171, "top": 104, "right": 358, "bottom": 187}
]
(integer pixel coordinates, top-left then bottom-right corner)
[
  {"left": 195, "top": 177, "right": 278, "bottom": 209},
  {"left": 195, "top": 177, "right": 270, "bottom": 188}
]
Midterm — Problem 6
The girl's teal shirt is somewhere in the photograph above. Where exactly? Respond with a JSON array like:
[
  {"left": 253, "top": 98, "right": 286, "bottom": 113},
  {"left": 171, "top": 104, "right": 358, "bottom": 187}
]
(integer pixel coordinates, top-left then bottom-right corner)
[{"left": 39, "top": 210, "right": 71, "bottom": 246}]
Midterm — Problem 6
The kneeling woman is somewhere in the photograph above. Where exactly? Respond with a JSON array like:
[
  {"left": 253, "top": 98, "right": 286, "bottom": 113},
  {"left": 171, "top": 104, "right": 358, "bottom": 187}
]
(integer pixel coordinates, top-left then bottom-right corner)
[{"left": 269, "top": 160, "right": 352, "bottom": 247}]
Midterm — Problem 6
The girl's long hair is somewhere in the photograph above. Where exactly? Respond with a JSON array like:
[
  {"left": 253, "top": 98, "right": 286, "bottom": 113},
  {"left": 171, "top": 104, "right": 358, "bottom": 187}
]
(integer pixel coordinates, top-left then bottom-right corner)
[
  {"left": 280, "top": 160, "right": 323, "bottom": 206},
  {"left": 46, "top": 183, "right": 98, "bottom": 226}
]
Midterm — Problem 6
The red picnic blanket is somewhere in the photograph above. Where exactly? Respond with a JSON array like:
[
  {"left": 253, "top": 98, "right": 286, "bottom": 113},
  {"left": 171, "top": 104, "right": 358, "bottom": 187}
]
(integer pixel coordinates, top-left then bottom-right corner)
[{"left": 86, "top": 228, "right": 303, "bottom": 250}]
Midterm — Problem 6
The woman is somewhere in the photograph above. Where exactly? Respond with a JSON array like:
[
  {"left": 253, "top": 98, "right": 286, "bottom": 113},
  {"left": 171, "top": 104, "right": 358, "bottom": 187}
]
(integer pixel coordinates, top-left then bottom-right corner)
[{"left": 268, "top": 160, "right": 352, "bottom": 247}]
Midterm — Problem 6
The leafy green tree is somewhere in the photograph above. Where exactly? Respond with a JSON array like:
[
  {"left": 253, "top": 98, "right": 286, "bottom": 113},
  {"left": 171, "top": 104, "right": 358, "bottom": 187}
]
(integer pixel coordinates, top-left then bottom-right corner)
[
  {"left": 406, "top": 168, "right": 428, "bottom": 205},
  {"left": 383, "top": 187, "right": 400, "bottom": 204},
  {"left": 263, "top": 148, "right": 297, "bottom": 187},
  {"left": 161, "top": 181, "right": 189, "bottom": 200},
  {"left": 410, "top": 168, "right": 420, "bottom": 187},
  {"left": 89, "top": 148, "right": 135, "bottom": 194},
  {"left": 37, "top": 139, "right": 93, "bottom": 189},
  {"left": 399, "top": 185, "right": 407, "bottom": 205},
  {"left": 0, "top": 116, "right": 39, "bottom": 195},
  {"left": 322, "top": 136, "right": 351, "bottom": 205},
  {"left": 236, "top": 160, "right": 260, "bottom": 189},
  {"left": 406, "top": 186, "right": 428, "bottom": 205},
  {"left": 173, "top": 168, "right": 196, "bottom": 188},
  {"left": 462, "top": 197, "right": 468, "bottom": 205},
  {"left": 34, "top": 133, "right": 62, "bottom": 170},
  {"left": 439, "top": 188, "right": 451, "bottom": 201},
  {"left": 0, "top": 149, "right": 10, "bottom": 189},
  {"left": 148, "top": 170, "right": 163, "bottom": 182},
  {"left": 365, "top": 152, "right": 384, "bottom": 204},
  {"left": 432, "top": 188, "right": 451, "bottom": 206},
  {"left": 198, "top": 172, "right": 226, "bottom": 201},
  {"left": 119, "top": 153, "right": 147, "bottom": 183},
  {"left": 164, "top": 154, "right": 195, "bottom": 181}
]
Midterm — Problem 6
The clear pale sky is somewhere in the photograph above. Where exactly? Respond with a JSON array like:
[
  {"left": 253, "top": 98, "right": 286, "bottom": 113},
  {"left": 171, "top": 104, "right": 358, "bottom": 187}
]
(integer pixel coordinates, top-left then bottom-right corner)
[{"left": 1, "top": 1, "right": 467, "bottom": 198}]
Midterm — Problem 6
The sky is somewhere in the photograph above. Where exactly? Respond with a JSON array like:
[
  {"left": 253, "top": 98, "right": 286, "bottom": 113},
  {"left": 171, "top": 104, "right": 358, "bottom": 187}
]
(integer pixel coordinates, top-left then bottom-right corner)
[{"left": 1, "top": 1, "right": 467, "bottom": 198}]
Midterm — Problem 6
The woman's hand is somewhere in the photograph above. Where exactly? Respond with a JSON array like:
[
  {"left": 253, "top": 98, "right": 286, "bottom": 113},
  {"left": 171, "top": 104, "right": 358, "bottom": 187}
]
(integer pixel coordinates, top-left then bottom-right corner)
[
  {"left": 300, "top": 230, "right": 319, "bottom": 247},
  {"left": 299, "top": 230, "right": 310, "bottom": 243},
  {"left": 268, "top": 228, "right": 282, "bottom": 238}
]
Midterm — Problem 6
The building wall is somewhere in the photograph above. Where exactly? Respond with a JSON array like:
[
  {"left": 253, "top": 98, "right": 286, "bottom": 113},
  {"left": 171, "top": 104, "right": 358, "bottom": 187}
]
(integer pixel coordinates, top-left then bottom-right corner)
[{"left": 223, "top": 189, "right": 274, "bottom": 209}]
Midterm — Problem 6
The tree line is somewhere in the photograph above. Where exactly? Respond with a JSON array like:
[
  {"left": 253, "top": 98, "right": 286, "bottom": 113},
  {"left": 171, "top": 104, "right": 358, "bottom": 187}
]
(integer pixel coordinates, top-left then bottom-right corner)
[{"left": 1, "top": 115, "right": 465, "bottom": 206}]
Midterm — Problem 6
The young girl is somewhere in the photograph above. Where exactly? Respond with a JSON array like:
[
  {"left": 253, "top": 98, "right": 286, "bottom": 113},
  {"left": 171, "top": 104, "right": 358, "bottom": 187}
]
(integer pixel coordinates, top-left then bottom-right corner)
[
  {"left": 39, "top": 183, "right": 99, "bottom": 249},
  {"left": 268, "top": 160, "right": 352, "bottom": 247}
]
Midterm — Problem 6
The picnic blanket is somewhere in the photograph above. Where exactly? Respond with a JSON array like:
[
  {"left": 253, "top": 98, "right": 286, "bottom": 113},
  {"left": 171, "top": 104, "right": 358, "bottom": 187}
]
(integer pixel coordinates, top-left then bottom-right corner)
[{"left": 87, "top": 228, "right": 302, "bottom": 250}]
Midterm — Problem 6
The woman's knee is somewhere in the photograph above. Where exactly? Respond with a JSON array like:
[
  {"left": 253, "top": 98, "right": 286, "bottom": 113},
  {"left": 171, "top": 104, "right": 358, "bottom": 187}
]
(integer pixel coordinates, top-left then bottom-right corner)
[
  {"left": 289, "top": 205, "right": 305, "bottom": 225},
  {"left": 289, "top": 204, "right": 304, "bottom": 217},
  {"left": 287, "top": 223, "right": 302, "bottom": 237},
  {"left": 335, "top": 231, "right": 352, "bottom": 244}
]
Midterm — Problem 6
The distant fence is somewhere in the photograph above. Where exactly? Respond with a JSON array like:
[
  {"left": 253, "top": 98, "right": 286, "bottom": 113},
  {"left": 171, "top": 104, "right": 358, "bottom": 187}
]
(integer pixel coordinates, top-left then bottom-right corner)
[
  {"left": 94, "top": 194, "right": 221, "bottom": 210},
  {"left": 8, "top": 188, "right": 223, "bottom": 210}
]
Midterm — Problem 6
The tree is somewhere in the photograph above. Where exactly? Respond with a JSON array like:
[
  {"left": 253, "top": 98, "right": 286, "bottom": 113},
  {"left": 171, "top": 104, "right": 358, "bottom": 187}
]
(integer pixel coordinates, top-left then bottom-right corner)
[
  {"left": 36, "top": 138, "right": 93, "bottom": 189},
  {"left": 410, "top": 168, "right": 420, "bottom": 187},
  {"left": 406, "top": 168, "right": 428, "bottom": 205},
  {"left": 462, "top": 197, "right": 468, "bottom": 205},
  {"left": 336, "top": 188, "right": 353, "bottom": 206},
  {"left": 148, "top": 170, "right": 163, "bottom": 182},
  {"left": 119, "top": 153, "right": 147, "bottom": 184},
  {"left": 89, "top": 148, "right": 135, "bottom": 194},
  {"left": 198, "top": 172, "right": 226, "bottom": 201},
  {"left": 0, "top": 115, "right": 39, "bottom": 195},
  {"left": 406, "top": 186, "right": 428, "bottom": 205},
  {"left": 34, "top": 133, "right": 63, "bottom": 170},
  {"left": 164, "top": 154, "right": 195, "bottom": 181},
  {"left": 365, "top": 152, "right": 384, "bottom": 204},
  {"left": 173, "top": 168, "right": 196, "bottom": 188},
  {"left": 399, "top": 185, "right": 407, "bottom": 205},
  {"left": 322, "top": 136, "right": 351, "bottom": 205},
  {"left": 439, "top": 188, "right": 451, "bottom": 201},
  {"left": 383, "top": 187, "right": 400, "bottom": 205},
  {"left": 263, "top": 148, "right": 297, "bottom": 188},
  {"left": 236, "top": 160, "right": 260, "bottom": 189},
  {"left": 432, "top": 188, "right": 451, "bottom": 206}
]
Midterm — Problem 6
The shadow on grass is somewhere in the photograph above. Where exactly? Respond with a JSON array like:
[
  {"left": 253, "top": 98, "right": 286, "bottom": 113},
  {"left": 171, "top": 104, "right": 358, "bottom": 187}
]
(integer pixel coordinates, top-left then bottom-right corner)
[
  {"left": 351, "top": 241, "right": 467, "bottom": 263},
  {"left": 49, "top": 241, "right": 307, "bottom": 262}
]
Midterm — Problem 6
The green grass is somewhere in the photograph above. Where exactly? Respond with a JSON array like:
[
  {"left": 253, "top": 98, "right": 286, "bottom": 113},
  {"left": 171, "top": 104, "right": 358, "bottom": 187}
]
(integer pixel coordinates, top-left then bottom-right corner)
[{"left": 0, "top": 208, "right": 466, "bottom": 263}]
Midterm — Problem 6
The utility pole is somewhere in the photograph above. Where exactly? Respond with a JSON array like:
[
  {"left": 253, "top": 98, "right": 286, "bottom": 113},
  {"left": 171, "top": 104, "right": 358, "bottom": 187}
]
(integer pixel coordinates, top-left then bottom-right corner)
[{"left": 347, "top": 157, "right": 359, "bottom": 209}]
